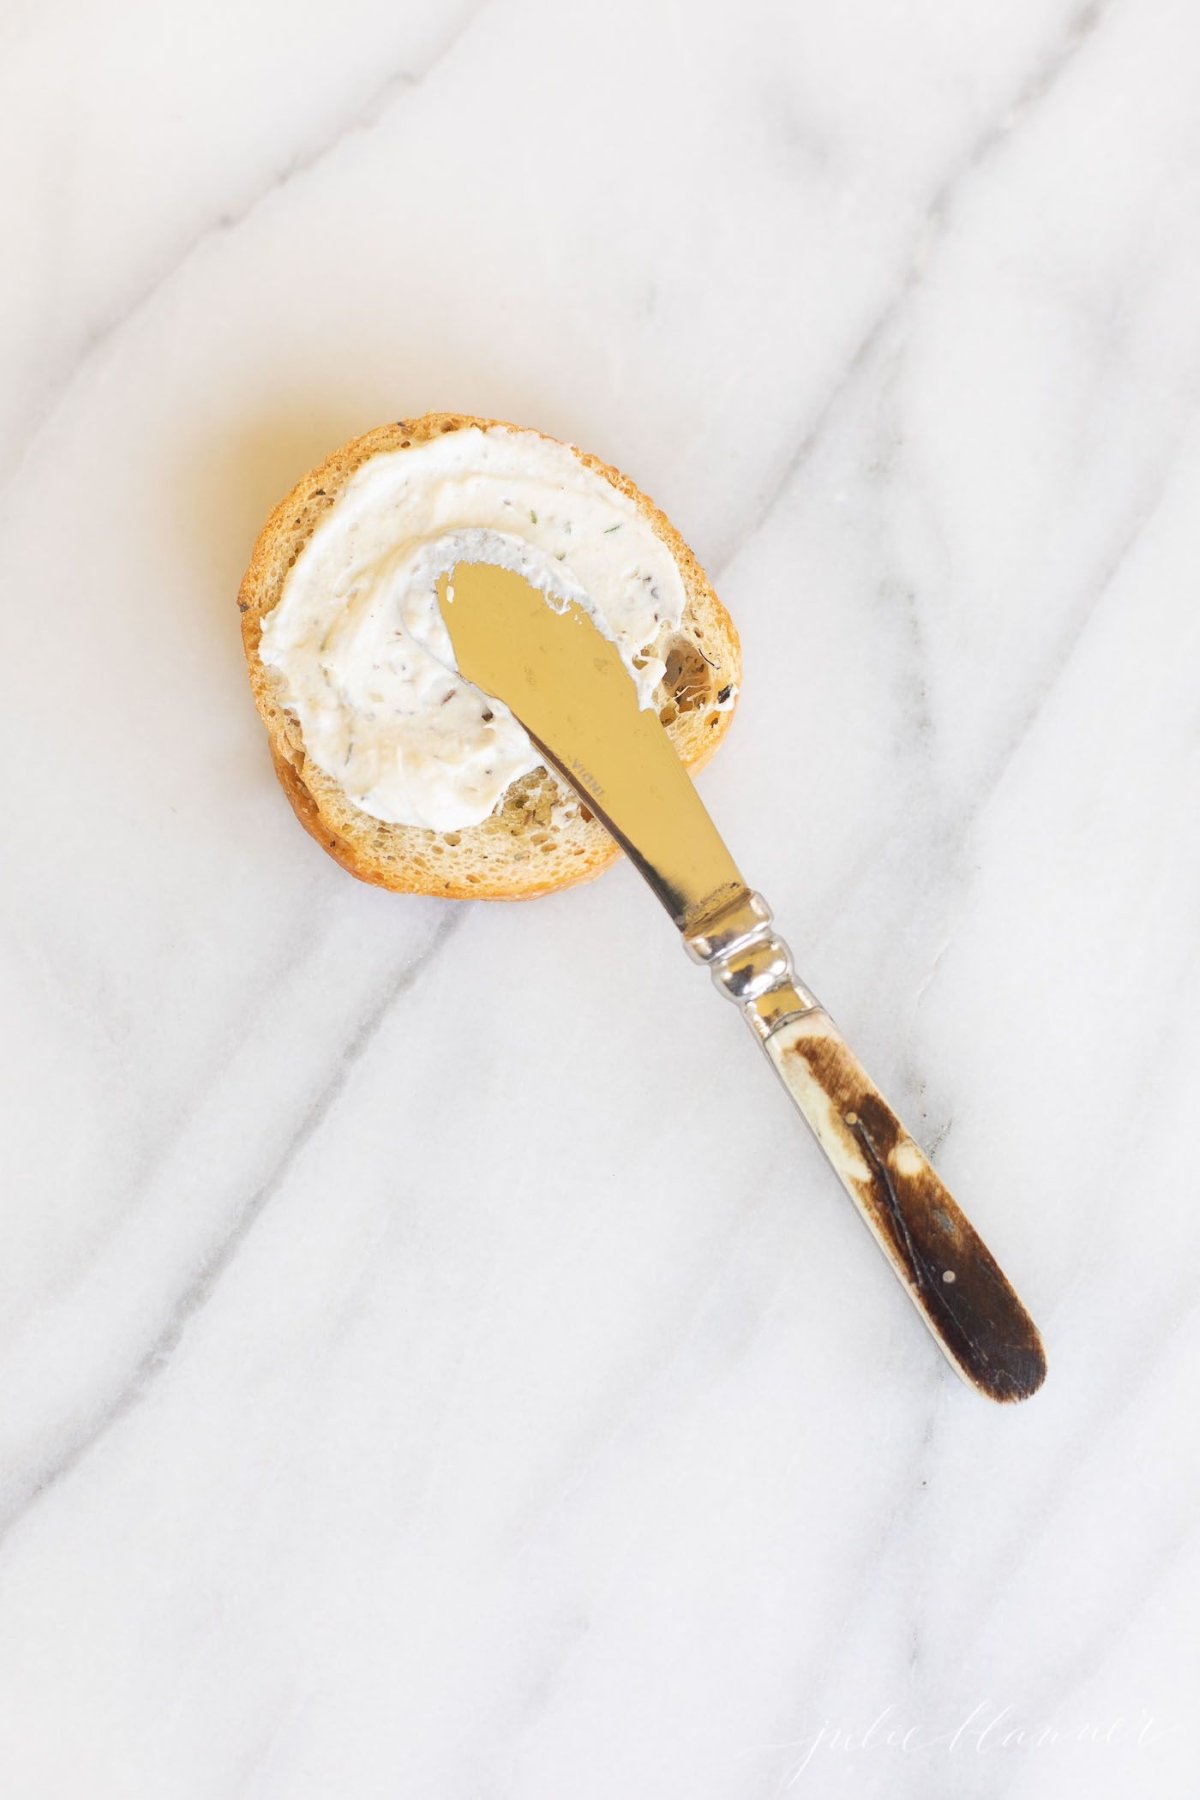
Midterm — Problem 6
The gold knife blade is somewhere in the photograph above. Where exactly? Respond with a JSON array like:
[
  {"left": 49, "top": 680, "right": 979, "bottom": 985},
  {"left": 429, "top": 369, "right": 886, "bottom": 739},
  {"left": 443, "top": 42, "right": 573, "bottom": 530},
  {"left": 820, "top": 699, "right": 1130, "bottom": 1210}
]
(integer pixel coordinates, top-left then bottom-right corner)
[
  {"left": 438, "top": 564, "right": 743, "bottom": 929},
  {"left": 437, "top": 562, "right": 1047, "bottom": 1403}
]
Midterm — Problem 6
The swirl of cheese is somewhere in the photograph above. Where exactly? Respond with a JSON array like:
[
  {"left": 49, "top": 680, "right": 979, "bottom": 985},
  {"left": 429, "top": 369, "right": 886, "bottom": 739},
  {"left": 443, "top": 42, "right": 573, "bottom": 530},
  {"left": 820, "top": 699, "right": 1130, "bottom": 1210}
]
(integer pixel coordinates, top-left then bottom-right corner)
[{"left": 259, "top": 426, "right": 686, "bottom": 832}]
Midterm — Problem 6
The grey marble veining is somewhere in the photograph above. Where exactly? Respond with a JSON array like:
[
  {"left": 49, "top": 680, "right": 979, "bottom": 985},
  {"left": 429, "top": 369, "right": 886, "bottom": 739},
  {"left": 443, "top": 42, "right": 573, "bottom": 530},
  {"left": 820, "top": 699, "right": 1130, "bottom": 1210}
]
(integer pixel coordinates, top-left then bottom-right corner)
[{"left": 1, "top": 0, "right": 1198, "bottom": 1794}]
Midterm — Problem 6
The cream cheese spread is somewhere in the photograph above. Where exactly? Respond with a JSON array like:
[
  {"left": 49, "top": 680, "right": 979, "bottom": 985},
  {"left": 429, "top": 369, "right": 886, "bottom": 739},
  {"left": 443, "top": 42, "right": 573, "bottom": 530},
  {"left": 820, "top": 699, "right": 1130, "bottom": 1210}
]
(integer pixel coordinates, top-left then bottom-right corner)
[{"left": 259, "top": 426, "right": 687, "bottom": 832}]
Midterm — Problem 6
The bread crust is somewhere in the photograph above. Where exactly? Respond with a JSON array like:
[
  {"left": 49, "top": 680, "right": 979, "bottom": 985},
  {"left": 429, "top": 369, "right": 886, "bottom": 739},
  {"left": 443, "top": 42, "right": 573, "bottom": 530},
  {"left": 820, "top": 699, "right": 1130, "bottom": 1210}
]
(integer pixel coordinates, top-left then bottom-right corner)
[{"left": 238, "top": 414, "right": 740, "bottom": 899}]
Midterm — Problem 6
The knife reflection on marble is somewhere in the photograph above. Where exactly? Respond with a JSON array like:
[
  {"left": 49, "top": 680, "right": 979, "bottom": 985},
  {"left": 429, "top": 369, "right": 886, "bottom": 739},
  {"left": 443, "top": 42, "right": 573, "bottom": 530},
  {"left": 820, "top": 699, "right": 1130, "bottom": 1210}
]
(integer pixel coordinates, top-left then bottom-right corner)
[{"left": 438, "top": 563, "right": 1046, "bottom": 1403}]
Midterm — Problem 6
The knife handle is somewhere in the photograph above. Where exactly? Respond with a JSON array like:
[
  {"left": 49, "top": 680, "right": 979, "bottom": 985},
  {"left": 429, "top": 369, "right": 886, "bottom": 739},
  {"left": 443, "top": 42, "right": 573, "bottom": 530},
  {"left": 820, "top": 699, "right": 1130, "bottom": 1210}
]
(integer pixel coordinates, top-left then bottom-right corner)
[{"left": 684, "top": 892, "right": 1046, "bottom": 1402}]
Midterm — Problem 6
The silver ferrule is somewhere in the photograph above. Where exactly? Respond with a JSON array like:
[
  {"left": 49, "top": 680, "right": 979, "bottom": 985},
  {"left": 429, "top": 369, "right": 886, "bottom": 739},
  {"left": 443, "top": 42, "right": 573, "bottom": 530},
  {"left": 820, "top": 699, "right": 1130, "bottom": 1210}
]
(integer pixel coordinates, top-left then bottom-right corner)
[{"left": 683, "top": 889, "right": 820, "bottom": 1040}]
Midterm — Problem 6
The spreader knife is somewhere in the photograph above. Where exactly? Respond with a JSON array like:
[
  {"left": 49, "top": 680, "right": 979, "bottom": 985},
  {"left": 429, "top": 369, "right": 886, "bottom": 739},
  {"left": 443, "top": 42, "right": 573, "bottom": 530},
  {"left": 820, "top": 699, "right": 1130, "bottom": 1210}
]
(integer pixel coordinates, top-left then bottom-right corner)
[{"left": 438, "top": 563, "right": 1046, "bottom": 1402}]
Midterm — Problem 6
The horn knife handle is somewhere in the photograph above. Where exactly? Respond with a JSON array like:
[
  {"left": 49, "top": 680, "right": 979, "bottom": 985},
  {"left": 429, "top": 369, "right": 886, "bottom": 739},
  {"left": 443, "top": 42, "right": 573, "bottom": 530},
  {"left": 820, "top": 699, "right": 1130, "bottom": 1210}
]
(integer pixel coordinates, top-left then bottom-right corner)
[{"left": 684, "top": 892, "right": 1047, "bottom": 1402}]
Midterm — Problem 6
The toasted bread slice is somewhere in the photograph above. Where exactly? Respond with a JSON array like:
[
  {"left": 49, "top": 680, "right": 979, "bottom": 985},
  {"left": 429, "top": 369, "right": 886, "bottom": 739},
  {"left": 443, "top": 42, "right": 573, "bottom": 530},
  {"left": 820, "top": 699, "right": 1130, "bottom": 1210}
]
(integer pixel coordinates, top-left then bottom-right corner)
[{"left": 238, "top": 413, "right": 740, "bottom": 899}]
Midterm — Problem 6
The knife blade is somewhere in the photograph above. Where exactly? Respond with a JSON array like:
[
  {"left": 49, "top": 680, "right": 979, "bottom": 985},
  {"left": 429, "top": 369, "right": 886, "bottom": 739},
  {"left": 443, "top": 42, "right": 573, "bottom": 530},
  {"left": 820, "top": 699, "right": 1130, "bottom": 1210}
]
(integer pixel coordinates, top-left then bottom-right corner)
[{"left": 438, "top": 562, "right": 1046, "bottom": 1403}]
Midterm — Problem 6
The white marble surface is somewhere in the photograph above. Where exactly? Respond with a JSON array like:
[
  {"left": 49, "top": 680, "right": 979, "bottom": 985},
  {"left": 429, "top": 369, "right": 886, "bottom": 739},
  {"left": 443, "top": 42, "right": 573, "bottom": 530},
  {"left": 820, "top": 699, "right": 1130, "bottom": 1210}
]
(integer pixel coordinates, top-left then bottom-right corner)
[{"left": 2, "top": 0, "right": 1199, "bottom": 1793}]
